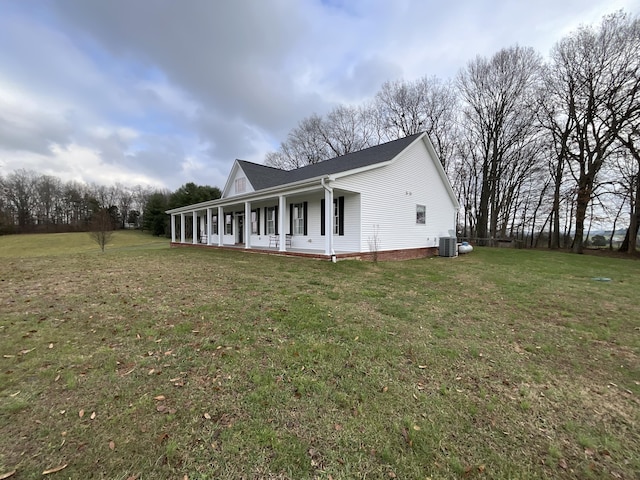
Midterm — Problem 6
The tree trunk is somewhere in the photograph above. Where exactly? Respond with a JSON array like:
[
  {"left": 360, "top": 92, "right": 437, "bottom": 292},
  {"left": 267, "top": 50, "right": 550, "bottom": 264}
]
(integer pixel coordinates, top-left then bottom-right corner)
[
  {"left": 572, "top": 185, "right": 592, "bottom": 254},
  {"left": 619, "top": 167, "right": 640, "bottom": 253}
]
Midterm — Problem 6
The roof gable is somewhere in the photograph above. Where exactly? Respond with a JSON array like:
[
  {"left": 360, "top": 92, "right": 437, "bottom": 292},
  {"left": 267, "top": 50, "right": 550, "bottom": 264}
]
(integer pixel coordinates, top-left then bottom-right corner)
[{"left": 221, "top": 161, "right": 257, "bottom": 198}]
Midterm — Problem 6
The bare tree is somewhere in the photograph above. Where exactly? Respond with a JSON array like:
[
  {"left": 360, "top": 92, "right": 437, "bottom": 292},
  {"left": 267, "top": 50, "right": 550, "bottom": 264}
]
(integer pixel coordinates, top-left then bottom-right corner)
[
  {"left": 457, "top": 45, "right": 543, "bottom": 245},
  {"left": 548, "top": 11, "right": 640, "bottom": 253},
  {"left": 375, "top": 76, "right": 458, "bottom": 168},
  {"left": 89, "top": 208, "right": 114, "bottom": 252}
]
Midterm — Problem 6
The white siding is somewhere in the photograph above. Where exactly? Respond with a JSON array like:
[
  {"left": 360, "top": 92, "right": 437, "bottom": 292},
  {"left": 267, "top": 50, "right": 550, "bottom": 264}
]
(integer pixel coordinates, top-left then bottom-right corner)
[
  {"left": 280, "top": 194, "right": 360, "bottom": 252},
  {"left": 333, "top": 193, "right": 361, "bottom": 253},
  {"left": 333, "top": 138, "right": 457, "bottom": 252},
  {"left": 222, "top": 163, "right": 255, "bottom": 198}
]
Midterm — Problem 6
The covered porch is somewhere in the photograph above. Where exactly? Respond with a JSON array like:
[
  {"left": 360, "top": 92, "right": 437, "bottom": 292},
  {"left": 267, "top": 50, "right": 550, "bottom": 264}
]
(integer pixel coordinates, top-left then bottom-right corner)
[{"left": 167, "top": 179, "right": 358, "bottom": 260}]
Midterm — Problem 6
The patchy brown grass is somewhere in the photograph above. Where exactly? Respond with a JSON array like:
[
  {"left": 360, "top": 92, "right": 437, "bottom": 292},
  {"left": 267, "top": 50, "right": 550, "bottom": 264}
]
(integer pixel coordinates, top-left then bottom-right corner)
[{"left": 0, "top": 232, "right": 638, "bottom": 479}]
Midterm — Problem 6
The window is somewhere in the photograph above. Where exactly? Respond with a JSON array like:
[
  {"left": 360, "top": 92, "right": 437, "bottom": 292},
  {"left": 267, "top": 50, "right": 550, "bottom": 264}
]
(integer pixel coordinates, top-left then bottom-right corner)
[
  {"left": 212, "top": 214, "right": 218, "bottom": 235},
  {"left": 225, "top": 213, "right": 233, "bottom": 235},
  {"left": 416, "top": 205, "right": 426, "bottom": 224},
  {"left": 321, "top": 196, "right": 344, "bottom": 236},
  {"left": 292, "top": 203, "right": 304, "bottom": 235},
  {"left": 251, "top": 209, "right": 260, "bottom": 235},
  {"left": 235, "top": 177, "right": 246, "bottom": 194},
  {"left": 266, "top": 206, "right": 277, "bottom": 235}
]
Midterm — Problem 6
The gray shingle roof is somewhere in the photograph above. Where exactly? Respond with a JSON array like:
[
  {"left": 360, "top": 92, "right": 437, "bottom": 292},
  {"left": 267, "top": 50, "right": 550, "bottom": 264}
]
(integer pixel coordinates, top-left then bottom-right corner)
[{"left": 237, "top": 133, "right": 423, "bottom": 192}]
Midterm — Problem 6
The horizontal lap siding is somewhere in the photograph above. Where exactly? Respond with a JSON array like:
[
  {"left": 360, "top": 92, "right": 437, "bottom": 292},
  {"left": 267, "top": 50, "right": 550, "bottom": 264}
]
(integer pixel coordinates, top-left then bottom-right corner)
[
  {"left": 284, "top": 194, "right": 360, "bottom": 252},
  {"left": 333, "top": 193, "right": 360, "bottom": 252},
  {"left": 333, "top": 139, "right": 456, "bottom": 252}
]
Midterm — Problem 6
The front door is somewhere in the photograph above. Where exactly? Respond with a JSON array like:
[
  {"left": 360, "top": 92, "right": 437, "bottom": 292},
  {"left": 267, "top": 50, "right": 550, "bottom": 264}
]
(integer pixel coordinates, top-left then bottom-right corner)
[{"left": 237, "top": 214, "right": 244, "bottom": 244}]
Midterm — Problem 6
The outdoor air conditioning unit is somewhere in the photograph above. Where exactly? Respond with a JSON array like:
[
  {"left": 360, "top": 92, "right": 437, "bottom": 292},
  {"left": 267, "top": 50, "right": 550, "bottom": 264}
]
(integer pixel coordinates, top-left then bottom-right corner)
[{"left": 439, "top": 237, "right": 457, "bottom": 257}]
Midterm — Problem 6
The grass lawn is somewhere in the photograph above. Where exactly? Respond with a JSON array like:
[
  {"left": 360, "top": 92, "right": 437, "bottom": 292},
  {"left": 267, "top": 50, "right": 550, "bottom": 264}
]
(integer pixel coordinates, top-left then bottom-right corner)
[{"left": 0, "top": 231, "right": 638, "bottom": 479}]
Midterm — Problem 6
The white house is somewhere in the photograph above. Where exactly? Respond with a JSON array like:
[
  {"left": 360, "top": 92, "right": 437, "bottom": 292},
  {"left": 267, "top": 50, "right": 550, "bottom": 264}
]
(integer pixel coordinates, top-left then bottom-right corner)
[{"left": 166, "top": 132, "right": 459, "bottom": 260}]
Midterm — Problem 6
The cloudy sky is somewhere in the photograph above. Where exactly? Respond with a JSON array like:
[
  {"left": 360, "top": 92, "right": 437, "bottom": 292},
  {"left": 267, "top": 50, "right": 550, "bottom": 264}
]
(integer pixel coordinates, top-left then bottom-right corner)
[{"left": 1, "top": 0, "right": 638, "bottom": 191}]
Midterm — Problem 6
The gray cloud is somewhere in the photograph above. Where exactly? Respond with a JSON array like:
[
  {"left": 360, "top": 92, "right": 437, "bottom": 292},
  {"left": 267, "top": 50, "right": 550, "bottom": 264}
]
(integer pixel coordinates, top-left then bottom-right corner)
[{"left": 1, "top": 0, "right": 638, "bottom": 190}]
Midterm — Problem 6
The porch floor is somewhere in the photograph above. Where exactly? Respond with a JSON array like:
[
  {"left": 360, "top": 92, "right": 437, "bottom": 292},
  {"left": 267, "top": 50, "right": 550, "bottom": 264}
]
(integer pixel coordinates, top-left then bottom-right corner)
[{"left": 170, "top": 241, "right": 362, "bottom": 260}]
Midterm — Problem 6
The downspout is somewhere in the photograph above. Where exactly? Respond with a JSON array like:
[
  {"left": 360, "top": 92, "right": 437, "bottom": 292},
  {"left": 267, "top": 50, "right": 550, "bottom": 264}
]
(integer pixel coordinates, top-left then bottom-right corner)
[{"left": 321, "top": 176, "right": 336, "bottom": 262}]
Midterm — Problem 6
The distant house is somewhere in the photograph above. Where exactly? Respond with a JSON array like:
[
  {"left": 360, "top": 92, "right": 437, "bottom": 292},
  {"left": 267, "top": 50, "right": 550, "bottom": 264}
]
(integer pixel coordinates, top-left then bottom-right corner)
[{"left": 166, "top": 132, "right": 459, "bottom": 260}]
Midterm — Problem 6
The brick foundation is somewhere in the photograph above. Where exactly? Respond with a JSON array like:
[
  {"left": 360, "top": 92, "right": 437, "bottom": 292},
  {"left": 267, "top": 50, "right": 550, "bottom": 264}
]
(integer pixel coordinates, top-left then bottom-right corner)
[{"left": 170, "top": 242, "right": 439, "bottom": 261}]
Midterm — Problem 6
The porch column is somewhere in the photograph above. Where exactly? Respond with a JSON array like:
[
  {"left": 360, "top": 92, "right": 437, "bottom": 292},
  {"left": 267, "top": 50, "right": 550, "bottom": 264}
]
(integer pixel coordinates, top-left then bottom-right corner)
[
  {"left": 171, "top": 214, "right": 176, "bottom": 243},
  {"left": 325, "top": 188, "right": 334, "bottom": 256},
  {"left": 217, "top": 206, "right": 224, "bottom": 246},
  {"left": 206, "top": 208, "right": 212, "bottom": 245},
  {"left": 180, "top": 213, "right": 185, "bottom": 243},
  {"left": 244, "top": 201, "right": 251, "bottom": 249},
  {"left": 278, "top": 195, "right": 286, "bottom": 252},
  {"left": 192, "top": 211, "right": 197, "bottom": 244}
]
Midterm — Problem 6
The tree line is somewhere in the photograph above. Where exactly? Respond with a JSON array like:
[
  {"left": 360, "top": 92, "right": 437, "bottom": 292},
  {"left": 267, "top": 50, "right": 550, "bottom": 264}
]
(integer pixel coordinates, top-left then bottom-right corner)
[
  {"left": 0, "top": 169, "right": 219, "bottom": 237},
  {"left": 1, "top": 11, "right": 637, "bottom": 253},
  {"left": 265, "top": 10, "right": 639, "bottom": 253}
]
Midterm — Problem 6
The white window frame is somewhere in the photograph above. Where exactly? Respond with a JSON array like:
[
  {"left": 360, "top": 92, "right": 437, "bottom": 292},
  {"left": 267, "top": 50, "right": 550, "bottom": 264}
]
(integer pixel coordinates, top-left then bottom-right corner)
[
  {"left": 266, "top": 207, "right": 276, "bottom": 235},
  {"left": 212, "top": 214, "right": 218, "bottom": 235},
  {"left": 251, "top": 210, "right": 259, "bottom": 234},
  {"left": 292, "top": 203, "right": 304, "bottom": 235},
  {"left": 225, "top": 213, "right": 233, "bottom": 235},
  {"left": 235, "top": 177, "right": 246, "bottom": 194},
  {"left": 416, "top": 204, "right": 426, "bottom": 225}
]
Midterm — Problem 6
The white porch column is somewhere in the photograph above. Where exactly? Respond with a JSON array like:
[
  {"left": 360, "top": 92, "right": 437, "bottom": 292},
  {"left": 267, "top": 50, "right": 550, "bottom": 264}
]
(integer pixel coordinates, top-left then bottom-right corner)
[
  {"left": 325, "top": 188, "right": 334, "bottom": 256},
  {"left": 217, "top": 206, "right": 224, "bottom": 246},
  {"left": 180, "top": 213, "right": 185, "bottom": 243},
  {"left": 244, "top": 201, "right": 251, "bottom": 249},
  {"left": 206, "top": 208, "right": 212, "bottom": 245},
  {"left": 278, "top": 195, "right": 286, "bottom": 252},
  {"left": 171, "top": 214, "right": 176, "bottom": 243},
  {"left": 192, "top": 211, "right": 197, "bottom": 244}
]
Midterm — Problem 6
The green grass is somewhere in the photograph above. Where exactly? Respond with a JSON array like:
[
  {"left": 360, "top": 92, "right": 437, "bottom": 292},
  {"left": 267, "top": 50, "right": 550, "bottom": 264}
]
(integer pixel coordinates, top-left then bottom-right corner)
[{"left": 0, "top": 232, "right": 638, "bottom": 479}]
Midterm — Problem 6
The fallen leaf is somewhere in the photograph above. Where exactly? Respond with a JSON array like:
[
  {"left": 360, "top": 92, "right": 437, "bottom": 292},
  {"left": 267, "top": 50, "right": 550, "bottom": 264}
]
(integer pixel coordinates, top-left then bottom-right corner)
[
  {"left": 334, "top": 424, "right": 343, "bottom": 431},
  {"left": 0, "top": 470, "right": 16, "bottom": 479},
  {"left": 42, "top": 464, "right": 68, "bottom": 475},
  {"left": 584, "top": 448, "right": 595, "bottom": 456},
  {"left": 156, "top": 405, "right": 167, "bottom": 413},
  {"left": 204, "top": 413, "right": 211, "bottom": 420},
  {"left": 9, "top": 391, "right": 20, "bottom": 397},
  {"left": 157, "top": 432, "right": 169, "bottom": 444},
  {"left": 154, "top": 395, "right": 166, "bottom": 401},
  {"left": 48, "top": 343, "right": 54, "bottom": 349},
  {"left": 558, "top": 458, "right": 568, "bottom": 469},
  {"left": 418, "top": 365, "right": 427, "bottom": 369},
  {"left": 148, "top": 369, "right": 155, "bottom": 375},
  {"left": 382, "top": 386, "right": 388, "bottom": 392},
  {"left": 478, "top": 464, "right": 486, "bottom": 473},
  {"left": 109, "top": 441, "right": 115, "bottom": 450},
  {"left": 90, "top": 411, "right": 96, "bottom": 420},
  {"left": 412, "top": 425, "right": 421, "bottom": 431},
  {"left": 79, "top": 409, "right": 85, "bottom": 418},
  {"left": 388, "top": 471, "right": 396, "bottom": 478}
]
